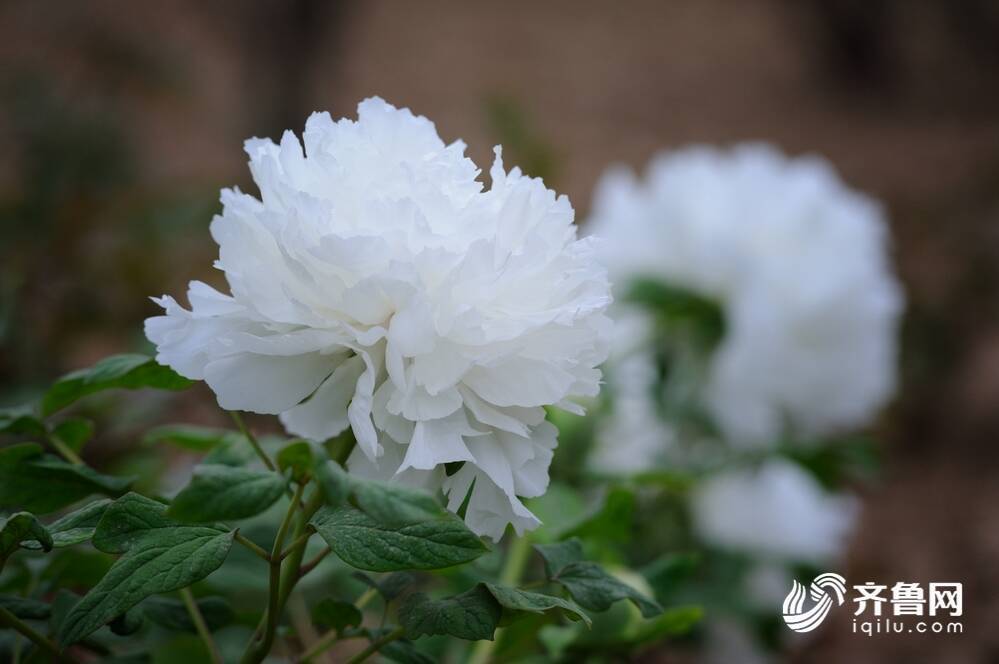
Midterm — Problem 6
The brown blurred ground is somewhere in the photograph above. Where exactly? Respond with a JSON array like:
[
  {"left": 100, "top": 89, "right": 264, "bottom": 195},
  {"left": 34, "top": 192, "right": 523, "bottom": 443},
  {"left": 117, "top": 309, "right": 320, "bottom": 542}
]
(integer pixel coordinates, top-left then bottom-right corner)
[{"left": 2, "top": 1, "right": 999, "bottom": 661}]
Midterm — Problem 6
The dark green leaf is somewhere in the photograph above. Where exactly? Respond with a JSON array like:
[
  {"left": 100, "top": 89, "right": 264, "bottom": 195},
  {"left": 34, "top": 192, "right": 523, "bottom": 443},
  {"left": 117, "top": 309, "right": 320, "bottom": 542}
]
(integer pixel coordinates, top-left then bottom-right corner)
[
  {"left": 143, "top": 596, "right": 234, "bottom": 633},
  {"left": 109, "top": 607, "right": 144, "bottom": 636},
  {"left": 1, "top": 512, "right": 52, "bottom": 568},
  {"left": 312, "top": 599, "right": 362, "bottom": 632},
  {"left": 483, "top": 584, "right": 590, "bottom": 626},
  {"left": 630, "top": 605, "right": 702, "bottom": 641},
  {"left": 312, "top": 504, "right": 487, "bottom": 572},
  {"left": 167, "top": 464, "right": 286, "bottom": 522},
  {"left": 0, "top": 595, "right": 51, "bottom": 620},
  {"left": 52, "top": 418, "right": 95, "bottom": 453},
  {"left": 381, "top": 643, "right": 435, "bottom": 664},
  {"left": 0, "top": 406, "right": 46, "bottom": 437},
  {"left": 537, "top": 538, "right": 661, "bottom": 617},
  {"left": 59, "top": 493, "right": 235, "bottom": 645},
  {"left": 534, "top": 539, "right": 585, "bottom": 578},
  {"left": 142, "top": 425, "right": 234, "bottom": 452},
  {"left": 22, "top": 499, "right": 112, "bottom": 550},
  {"left": 0, "top": 443, "right": 133, "bottom": 514},
  {"left": 552, "top": 563, "right": 662, "bottom": 618},
  {"left": 42, "top": 354, "right": 193, "bottom": 416},
  {"left": 399, "top": 585, "right": 501, "bottom": 641},
  {"left": 352, "top": 572, "right": 416, "bottom": 601}
]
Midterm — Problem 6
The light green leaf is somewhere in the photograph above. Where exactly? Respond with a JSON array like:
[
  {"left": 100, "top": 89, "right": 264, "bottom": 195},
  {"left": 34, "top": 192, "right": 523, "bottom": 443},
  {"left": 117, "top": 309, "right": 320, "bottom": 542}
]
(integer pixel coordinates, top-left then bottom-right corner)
[
  {"left": 0, "top": 443, "right": 133, "bottom": 514},
  {"left": 143, "top": 596, "right": 234, "bottom": 633},
  {"left": 142, "top": 425, "right": 235, "bottom": 452},
  {"left": 534, "top": 539, "right": 585, "bottom": 577},
  {"left": 59, "top": 493, "right": 234, "bottom": 645},
  {"left": 312, "top": 598, "right": 362, "bottom": 632},
  {"left": 561, "top": 487, "right": 635, "bottom": 544},
  {"left": 351, "top": 480, "right": 442, "bottom": 526},
  {"left": 1, "top": 512, "right": 52, "bottom": 568},
  {"left": 167, "top": 464, "right": 286, "bottom": 522},
  {"left": 312, "top": 504, "right": 487, "bottom": 572},
  {"left": 276, "top": 440, "right": 314, "bottom": 481},
  {"left": 22, "top": 499, "right": 112, "bottom": 550},
  {"left": 399, "top": 585, "right": 501, "bottom": 641},
  {"left": 314, "top": 458, "right": 350, "bottom": 508},
  {"left": 42, "top": 354, "right": 193, "bottom": 416},
  {"left": 483, "top": 584, "right": 590, "bottom": 626}
]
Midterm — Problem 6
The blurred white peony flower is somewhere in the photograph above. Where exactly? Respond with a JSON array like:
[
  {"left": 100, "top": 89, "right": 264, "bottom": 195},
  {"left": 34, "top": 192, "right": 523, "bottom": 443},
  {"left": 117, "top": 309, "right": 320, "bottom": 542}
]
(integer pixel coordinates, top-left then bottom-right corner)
[
  {"left": 587, "top": 144, "right": 903, "bottom": 446},
  {"left": 690, "top": 458, "right": 858, "bottom": 564},
  {"left": 589, "top": 311, "right": 674, "bottom": 474},
  {"left": 145, "top": 98, "right": 611, "bottom": 540}
]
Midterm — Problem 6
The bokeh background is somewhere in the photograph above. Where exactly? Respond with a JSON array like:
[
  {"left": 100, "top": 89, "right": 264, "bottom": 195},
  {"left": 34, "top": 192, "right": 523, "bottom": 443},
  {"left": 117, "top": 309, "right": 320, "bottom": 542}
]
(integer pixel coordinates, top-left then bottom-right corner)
[{"left": 2, "top": 1, "right": 999, "bottom": 661}]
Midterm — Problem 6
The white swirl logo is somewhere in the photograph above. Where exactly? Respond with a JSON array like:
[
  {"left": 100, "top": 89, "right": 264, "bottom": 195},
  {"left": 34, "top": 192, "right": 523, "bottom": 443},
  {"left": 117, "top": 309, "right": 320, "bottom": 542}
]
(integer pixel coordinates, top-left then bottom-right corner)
[{"left": 782, "top": 572, "right": 847, "bottom": 633}]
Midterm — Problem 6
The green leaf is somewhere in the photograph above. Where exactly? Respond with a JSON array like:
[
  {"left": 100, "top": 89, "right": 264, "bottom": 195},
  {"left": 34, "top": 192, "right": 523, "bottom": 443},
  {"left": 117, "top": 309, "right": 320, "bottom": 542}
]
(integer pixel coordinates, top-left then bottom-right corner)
[
  {"left": 109, "top": 607, "right": 145, "bottom": 636},
  {"left": 534, "top": 539, "right": 585, "bottom": 577},
  {"left": 42, "top": 354, "right": 193, "bottom": 416},
  {"left": 22, "top": 499, "right": 112, "bottom": 550},
  {"left": 0, "top": 595, "right": 51, "bottom": 620},
  {"left": 623, "top": 277, "right": 725, "bottom": 345},
  {"left": 314, "top": 458, "right": 350, "bottom": 508},
  {"left": 312, "top": 598, "right": 362, "bottom": 632},
  {"left": 276, "top": 440, "right": 314, "bottom": 482},
  {"left": 0, "top": 443, "right": 133, "bottom": 514},
  {"left": 483, "top": 584, "right": 590, "bottom": 627},
  {"left": 536, "top": 538, "right": 662, "bottom": 618},
  {"left": 367, "top": 629, "right": 435, "bottom": 664},
  {"left": 51, "top": 418, "right": 95, "bottom": 453},
  {"left": 351, "top": 480, "right": 443, "bottom": 527},
  {"left": 399, "top": 585, "right": 501, "bottom": 641},
  {"left": 142, "top": 425, "right": 234, "bottom": 452},
  {"left": 629, "top": 605, "right": 702, "bottom": 641},
  {"left": 352, "top": 572, "right": 416, "bottom": 601},
  {"left": 561, "top": 487, "right": 635, "bottom": 544},
  {"left": 167, "top": 464, "right": 286, "bottom": 522},
  {"left": 0, "top": 405, "right": 46, "bottom": 437},
  {"left": 1, "top": 512, "right": 52, "bottom": 568},
  {"left": 312, "top": 503, "right": 487, "bottom": 572},
  {"left": 59, "top": 493, "right": 235, "bottom": 645},
  {"left": 552, "top": 563, "right": 662, "bottom": 618},
  {"left": 143, "top": 596, "right": 234, "bottom": 633}
]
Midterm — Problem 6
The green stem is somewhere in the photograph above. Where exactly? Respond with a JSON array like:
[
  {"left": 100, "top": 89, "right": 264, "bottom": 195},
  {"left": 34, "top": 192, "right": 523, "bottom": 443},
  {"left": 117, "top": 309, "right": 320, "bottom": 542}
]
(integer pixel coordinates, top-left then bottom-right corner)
[
  {"left": 468, "top": 534, "right": 533, "bottom": 664},
  {"left": 234, "top": 532, "right": 272, "bottom": 562},
  {"left": 298, "top": 545, "right": 331, "bottom": 578},
  {"left": 0, "top": 606, "right": 71, "bottom": 662},
  {"left": 47, "top": 432, "right": 83, "bottom": 466},
  {"left": 180, "top": 587, "right": 222, "bottom": 664},
  {"left": 230, "top": 411, "right": 276, "bottom": 471},
  {"left": 345, "top": 627, "right": 406, "bottom": 664},
  {"left": 280, "top": 530, "right": 314, "bottom": 561},
  {"left": 240, "top": 482, "right": 306, "bottom": 664}
]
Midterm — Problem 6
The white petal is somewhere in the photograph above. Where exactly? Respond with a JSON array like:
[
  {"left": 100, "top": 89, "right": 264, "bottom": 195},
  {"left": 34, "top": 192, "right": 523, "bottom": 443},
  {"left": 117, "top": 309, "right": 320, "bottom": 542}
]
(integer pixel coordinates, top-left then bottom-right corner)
[
  {"left": 279, "top": 354, "right": 365, "bottom": 441},
  {"left": 204, "top": 352, "right": 335, "bottom": 414}
]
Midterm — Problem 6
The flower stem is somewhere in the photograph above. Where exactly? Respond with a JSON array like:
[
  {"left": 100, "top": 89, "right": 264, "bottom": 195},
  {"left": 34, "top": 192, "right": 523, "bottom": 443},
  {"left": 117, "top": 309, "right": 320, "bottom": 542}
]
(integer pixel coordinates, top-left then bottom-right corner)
[
  {"left": 230, "top": 411, "right": 277, "bottom": 471},
  {"left": 180, "top": 587, "right": 222, "bottom": 664},
  {"left": 240, "top": 482, "right": 307, "bottom": 664},
  {"left": 0, "top": 606, "right": 72, "bottom": 662},
  {"left": 468, "top": 534, "right": 533, "bottom": 664},
  {"left": 345, "top": 627, "right": 405, "bottom": 664},
  {"left": 234, "top": 532, "right": 272, "bottom": 562},
  {"left": 298, "top": 546, "right": 331, "bottom": 578},
  {"left": 46, "top": 432, "right": 83, "bottom": 466}
]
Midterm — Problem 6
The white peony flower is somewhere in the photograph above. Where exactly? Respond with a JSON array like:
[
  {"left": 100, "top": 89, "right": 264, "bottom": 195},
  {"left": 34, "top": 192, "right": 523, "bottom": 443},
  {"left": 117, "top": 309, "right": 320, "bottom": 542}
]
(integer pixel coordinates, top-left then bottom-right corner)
[
  {"left": 587, "top": 143, "right": 903, "bottom": 446},
  {"left": 145, "top": 97, "right": 611, "bottom": 540},
  {"left": 690, "top": 458, "right": 858, "bottom": 564}
]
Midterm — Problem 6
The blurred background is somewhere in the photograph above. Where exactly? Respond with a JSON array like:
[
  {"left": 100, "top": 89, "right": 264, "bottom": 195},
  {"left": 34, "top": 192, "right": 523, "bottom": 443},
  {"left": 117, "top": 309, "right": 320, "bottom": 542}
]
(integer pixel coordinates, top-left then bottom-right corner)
[{"left": 2, "top": 1, "right": 999, "bottom": 661}]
